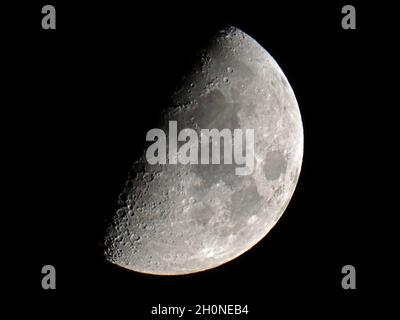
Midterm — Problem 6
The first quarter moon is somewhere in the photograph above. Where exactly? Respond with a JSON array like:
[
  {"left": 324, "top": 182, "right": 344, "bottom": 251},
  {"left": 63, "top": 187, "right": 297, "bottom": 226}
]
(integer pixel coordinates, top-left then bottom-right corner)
[{"left": 104, "top": 26, "right": 304, "bottom": 275}]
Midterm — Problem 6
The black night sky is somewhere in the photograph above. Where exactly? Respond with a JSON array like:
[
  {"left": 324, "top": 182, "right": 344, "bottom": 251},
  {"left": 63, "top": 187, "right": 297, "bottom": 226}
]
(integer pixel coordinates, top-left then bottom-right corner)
[{"left": 2, "top": 1, "right": 393, "bottom": 318}]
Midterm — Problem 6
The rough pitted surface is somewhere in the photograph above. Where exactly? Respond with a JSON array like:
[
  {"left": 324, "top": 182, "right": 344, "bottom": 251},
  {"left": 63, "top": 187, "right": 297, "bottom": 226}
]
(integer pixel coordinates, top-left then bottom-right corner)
[{"left": 104, "top": 26, "right": 304, "bottom": 275}]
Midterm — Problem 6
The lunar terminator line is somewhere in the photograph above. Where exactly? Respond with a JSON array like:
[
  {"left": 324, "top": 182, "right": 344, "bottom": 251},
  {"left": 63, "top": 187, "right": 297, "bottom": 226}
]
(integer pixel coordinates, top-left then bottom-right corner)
[{"left": 104, "top": 26, "right": 304, "bottom": 275}]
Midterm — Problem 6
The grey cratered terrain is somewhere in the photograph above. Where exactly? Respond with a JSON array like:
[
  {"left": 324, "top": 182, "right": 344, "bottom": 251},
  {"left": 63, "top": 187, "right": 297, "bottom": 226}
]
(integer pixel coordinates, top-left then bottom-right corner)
[{"left": 104, "top": 26, "right": 303, "bottom": 275}]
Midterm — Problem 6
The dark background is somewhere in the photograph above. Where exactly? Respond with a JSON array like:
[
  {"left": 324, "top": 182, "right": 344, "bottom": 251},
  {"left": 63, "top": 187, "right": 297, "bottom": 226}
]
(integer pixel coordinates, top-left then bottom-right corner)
[{"left": 3, "top": 1, "right": 392, "bottom": 318}]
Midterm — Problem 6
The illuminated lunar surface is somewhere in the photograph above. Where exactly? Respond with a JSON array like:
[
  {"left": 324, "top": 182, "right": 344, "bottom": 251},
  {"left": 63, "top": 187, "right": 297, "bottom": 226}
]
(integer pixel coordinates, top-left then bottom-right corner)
[{"left": 104, "top": 26, "right": 303, "bottom": 275}]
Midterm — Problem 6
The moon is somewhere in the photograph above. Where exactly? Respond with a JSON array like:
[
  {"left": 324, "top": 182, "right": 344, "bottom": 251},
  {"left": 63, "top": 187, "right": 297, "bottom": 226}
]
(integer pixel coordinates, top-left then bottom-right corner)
[{"left": 104, "top": 26, "right": 303, "bottom": 275}]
